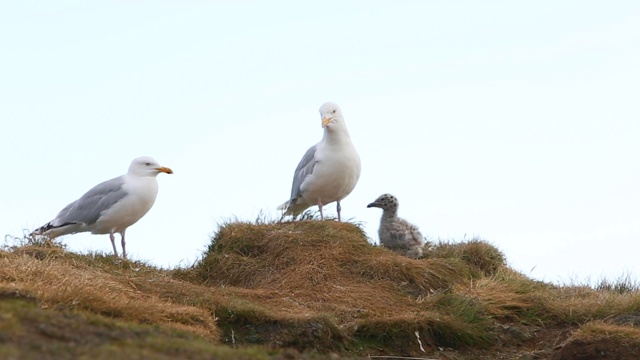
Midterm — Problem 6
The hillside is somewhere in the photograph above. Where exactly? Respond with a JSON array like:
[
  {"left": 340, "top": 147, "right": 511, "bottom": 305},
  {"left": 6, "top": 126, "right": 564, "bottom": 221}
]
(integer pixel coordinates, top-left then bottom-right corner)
[{"left": 2, "top": 219, "right": 640, "bottom": 359}]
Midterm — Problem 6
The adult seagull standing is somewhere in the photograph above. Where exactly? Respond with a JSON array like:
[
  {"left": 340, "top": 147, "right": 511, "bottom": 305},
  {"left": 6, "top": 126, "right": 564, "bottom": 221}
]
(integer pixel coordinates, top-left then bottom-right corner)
[
  {"left": 278, "top": 102, "right": 361, "bottom": 221},
  {"left": 31, "top": 156, "right": 173, "bottom": 259}
]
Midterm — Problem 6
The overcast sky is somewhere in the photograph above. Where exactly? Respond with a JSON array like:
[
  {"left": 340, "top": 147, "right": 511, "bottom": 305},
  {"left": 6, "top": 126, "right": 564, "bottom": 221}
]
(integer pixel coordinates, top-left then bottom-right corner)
[{"left": 1, "top": 1, "right": 639, "bottom": 284}]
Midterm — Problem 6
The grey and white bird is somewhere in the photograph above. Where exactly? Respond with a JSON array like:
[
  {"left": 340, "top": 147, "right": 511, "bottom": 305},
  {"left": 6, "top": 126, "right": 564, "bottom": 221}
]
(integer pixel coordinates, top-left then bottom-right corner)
[
  {"left": 278, "top": 102, "right": 361, "bottom": 221},
  {"left": 31, "top": 156, "right": 173, "bottom": 259},
  {"left": 367, "top": 194, "right": 425, "bottom": 259}
]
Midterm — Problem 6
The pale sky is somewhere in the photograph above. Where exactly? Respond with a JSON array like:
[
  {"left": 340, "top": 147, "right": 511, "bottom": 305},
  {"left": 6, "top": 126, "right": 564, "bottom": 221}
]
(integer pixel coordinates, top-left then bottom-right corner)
[{"left": 1, "top": 1, "right": 639, "bottom": 284}]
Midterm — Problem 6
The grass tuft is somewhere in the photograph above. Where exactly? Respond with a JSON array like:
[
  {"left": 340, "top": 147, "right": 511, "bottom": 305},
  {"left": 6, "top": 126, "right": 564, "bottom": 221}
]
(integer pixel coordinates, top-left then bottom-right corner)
[
  {"left": 428, "top": 238, "right": 506, "bottom": 276},
  {"left": 594, "top": 274, "right": 640, "bottom": 294}
]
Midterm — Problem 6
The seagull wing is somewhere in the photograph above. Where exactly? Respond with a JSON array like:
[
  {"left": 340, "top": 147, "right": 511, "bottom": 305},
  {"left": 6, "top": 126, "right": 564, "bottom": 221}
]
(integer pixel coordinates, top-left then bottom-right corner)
[
  {"left": 49, "top": 175, "right": 129, "bottom": 228},
  {"left": 289, "top": 144, "right": 318, "bottom": 202}
]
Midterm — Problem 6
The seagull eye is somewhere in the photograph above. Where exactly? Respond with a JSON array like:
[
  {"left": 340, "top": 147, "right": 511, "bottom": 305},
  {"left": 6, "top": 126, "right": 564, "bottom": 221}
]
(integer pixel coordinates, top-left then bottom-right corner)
[
  {"left": 145, "top": 162, "right": 151, "bottom": 166},
  {"left": 332, "top": 110, "right": 336, "bottom": 114}
]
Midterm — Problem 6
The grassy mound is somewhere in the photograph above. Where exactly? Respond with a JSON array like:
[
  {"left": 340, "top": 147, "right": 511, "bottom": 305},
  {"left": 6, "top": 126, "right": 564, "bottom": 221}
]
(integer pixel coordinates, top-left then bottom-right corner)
[
  {"left": 182, "top": 220, "right": 519, "bottom": 353},
  {"left": 195, "top": 220, "right": 470, "bottom": 298},
  {"left": 3, "top": 219, "right": 640, "bottom": 359}
]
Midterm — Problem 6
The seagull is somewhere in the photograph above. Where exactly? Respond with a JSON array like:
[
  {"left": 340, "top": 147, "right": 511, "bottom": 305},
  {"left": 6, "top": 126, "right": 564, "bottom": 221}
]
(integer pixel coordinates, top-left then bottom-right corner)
[
  {"left": 278, "top": 102, "right": 361, "bottom": 221},
  {"left": 31, "top": 156, "right": 173, "bottom": 259},
  {"left": 367, "top": 194, "right": 425, "bottom": 259}
]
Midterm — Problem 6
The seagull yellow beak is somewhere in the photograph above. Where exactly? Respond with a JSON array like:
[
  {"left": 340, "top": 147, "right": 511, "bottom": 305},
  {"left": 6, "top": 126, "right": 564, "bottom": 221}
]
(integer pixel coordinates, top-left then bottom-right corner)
[
  {"left": 322, "top": 117, "right": 331, "bottom": 128},
  {"left": 156, "top": 167, "right": 173, "bottom": 174}
]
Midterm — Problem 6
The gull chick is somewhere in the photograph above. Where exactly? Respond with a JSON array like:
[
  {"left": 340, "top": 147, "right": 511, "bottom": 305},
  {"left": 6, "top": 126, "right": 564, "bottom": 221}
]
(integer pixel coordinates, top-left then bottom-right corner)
[
  {"left": 32, "top": 156, "right": 173, "bottom": 259},
  {"left": 367, "top": 193, "right": 425, "bottom": 259},
  {"left": 278, "top": 102, "right": 361, "bottom": 221}
]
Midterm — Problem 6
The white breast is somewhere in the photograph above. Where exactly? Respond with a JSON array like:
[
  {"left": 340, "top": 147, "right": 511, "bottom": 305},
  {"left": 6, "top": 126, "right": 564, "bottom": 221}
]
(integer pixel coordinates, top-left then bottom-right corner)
[{"left": 300, "top": 141, "right": 361, "bottom": 205}]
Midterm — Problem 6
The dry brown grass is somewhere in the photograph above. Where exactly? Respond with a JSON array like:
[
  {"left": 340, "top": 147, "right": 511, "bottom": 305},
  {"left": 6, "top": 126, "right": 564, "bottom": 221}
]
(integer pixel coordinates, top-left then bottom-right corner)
[
  {"left": 192, "top": 220, "right": 472, "bottom": 317},
  {"left": 551, "top": 286, "right": 640, "bottom": 324},
  {"left": 181, "top": 220, "right": 510, "bottom": 353},
  {"left": 552, "top": 321, "right": 640, "bottom": 359},
  {"left": 3, "top": 219, "right": 640, "bottom": 358},
  {"left": 0, "top": 247, "right": 219, "bottom": 340},
  {"left": 574, "top": 321, "right": 640, "bottom": 341},
  {"left": 428, "top": 238, "right": 507, "bottom": 276}
]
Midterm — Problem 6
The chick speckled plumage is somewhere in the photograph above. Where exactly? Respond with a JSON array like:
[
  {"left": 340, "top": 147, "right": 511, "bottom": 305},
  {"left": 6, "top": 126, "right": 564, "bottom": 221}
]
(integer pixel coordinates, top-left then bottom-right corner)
[{"left": 367, "top": 193, "right": 425, "bottom": 259}]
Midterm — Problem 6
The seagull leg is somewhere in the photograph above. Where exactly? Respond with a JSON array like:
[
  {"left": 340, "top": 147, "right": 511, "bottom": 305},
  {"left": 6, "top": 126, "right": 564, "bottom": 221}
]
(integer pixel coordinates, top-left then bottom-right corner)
[
  {"left": 317, "top": 199, "right": 324, "bottom": 220},
  {"left": 337, "top": 201, "right": 342, "bottom": 222},
  {"left": 120, "top": 231, "right": 127, "bottom": 259},
  {"left": 109, "top": 232, "right": 118, "bottom": 257}
]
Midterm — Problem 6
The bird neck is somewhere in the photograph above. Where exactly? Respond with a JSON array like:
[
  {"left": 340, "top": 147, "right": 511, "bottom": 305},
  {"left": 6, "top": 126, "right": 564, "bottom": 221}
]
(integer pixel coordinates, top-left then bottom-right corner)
[
  {"left": 381, "top": 208, "right": 398, "bottom": 220},
  {"left": 322, "top": 123, "right": 351, "bottom": 145}
]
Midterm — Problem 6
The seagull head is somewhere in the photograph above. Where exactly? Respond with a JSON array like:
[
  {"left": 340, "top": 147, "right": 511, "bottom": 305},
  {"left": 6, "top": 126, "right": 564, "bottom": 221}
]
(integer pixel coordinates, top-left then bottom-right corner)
[
  {"left": 319, "top": 101, "right": 343, "bottom": 129},
  {"left": 128, "top": 156, "right": 174, "bottom": 177},
  {"left": 367, "top": 193, "right": 399, "bottom": 211}
]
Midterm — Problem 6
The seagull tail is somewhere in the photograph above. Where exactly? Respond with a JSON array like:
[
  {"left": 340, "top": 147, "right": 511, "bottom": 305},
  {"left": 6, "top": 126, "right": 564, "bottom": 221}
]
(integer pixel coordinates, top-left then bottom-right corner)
[
  {"left": 277, "top": 201, "right": 290, "bottom": 212},
  {"left": 277, "top": 199, "right": 311, "bottom": 217},
  {"left": 30, "top": 221, "right": 78, "bottom": 239},
  {"left": 30, "top": 222, "right": 53, "bottom": 237}
]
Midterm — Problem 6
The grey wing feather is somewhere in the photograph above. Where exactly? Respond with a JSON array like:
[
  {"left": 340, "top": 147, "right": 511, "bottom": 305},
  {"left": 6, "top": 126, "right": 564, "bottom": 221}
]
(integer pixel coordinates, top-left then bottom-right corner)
[
  {"left": 52, "top": 176, "right": 129, "bottom": 226},
  {"left": 289, "top": 144, "right": 318, "bottom": 201}
]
